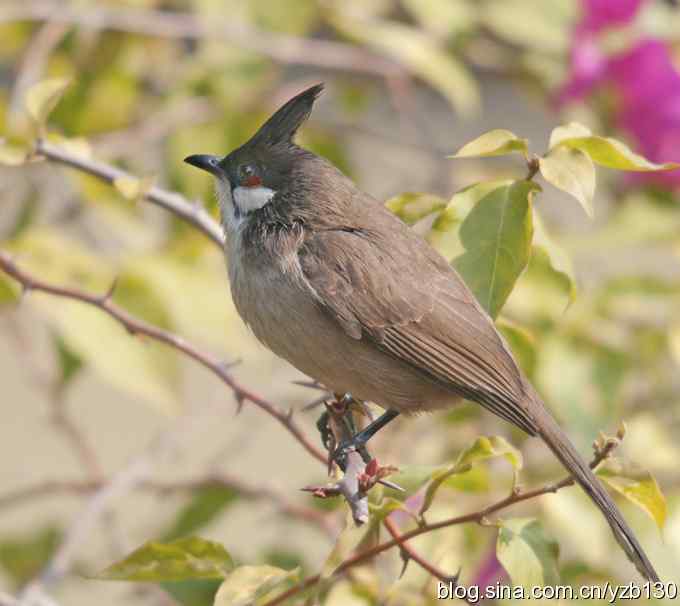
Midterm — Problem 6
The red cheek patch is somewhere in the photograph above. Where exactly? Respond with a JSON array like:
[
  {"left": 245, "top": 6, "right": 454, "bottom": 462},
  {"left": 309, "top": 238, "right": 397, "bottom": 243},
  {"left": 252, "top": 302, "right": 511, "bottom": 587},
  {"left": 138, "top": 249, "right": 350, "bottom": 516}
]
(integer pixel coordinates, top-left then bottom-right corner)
[{"left": 244, "top": 175, "right": 262, "bottom": 187}]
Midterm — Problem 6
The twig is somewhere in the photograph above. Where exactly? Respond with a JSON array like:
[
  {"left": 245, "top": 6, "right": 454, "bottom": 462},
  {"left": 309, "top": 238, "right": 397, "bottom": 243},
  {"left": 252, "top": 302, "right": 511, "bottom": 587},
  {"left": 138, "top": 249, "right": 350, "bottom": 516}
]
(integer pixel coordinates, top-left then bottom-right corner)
[
  {"left": 261, "top": 440, "right": 619, "bottom": 605},
  {"left": 383, "top": 517, "right": 458, "bottom": 585},
  {"left": 302, "top": 448, "right": 369, "bottom": 525},
  {"left": 2, "top": 316, "right": 102, "bottom": 478},
  {"left": 8, "top": 21, "right": 69, "bottom": 122},
  {"left": 0, "top": 474, "right": 335, "bottom": 536},
  {"left": 19, "top": 399, "right": 225, "bottom": 603},
  {"left": 0, "top": 252, "right": 326, "bottom": 464},
  {"left": 49, "top": 391, "right": 102, "bottom": 479},
  {"left": 33, "top": 139, "right": 225, "bottom": 247},
  {"left": 1, "top": 1, "right": 407, "bottom": 81},
  {"left": 384, "top": 518, "right": 473, "bottom": 606}
]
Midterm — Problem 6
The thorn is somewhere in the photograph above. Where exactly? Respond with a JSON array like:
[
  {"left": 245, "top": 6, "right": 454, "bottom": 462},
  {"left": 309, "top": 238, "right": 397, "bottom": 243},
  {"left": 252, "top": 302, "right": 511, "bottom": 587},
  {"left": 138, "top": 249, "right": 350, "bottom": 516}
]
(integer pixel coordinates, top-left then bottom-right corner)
[
  {"left": 398, "top": 550, "right": 411, "bottom": 578},
  {"left": 448, "top": 566, "right": 463, "bottom": 585},
  {"left": 301, "top": 394, "right": 329, "bottom": 411},
  {"left": 101, "top": 276, "right": 119, "bottom": 303},
  {"left": 234, "top": 392, "right": 246, "bottom": 414},
  {"left": 292, "top": 380, "right": 326, "bottom": 391},
  {"left": 219, "top": 358, "right": 242, "bottom": 372},
  {"left": 286, "top": 407, "right": 294, "bottom": 421},
  {"left": 378, "top": 478, "right": 405, "bottom": 492}
]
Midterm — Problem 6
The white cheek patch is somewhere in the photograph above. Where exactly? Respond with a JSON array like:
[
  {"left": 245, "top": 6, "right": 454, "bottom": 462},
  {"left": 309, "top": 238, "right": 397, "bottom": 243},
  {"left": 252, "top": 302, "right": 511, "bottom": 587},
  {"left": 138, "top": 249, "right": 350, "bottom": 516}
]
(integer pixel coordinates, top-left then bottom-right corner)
[
  {"left": 215, "top": 181, "right": 276, "bottom": 233},
  {"left": 215, "top": 180, "right": 239, "bottom": 231},
  {"left": 233, "top": 186, "right": 276, "bottom": 214}
]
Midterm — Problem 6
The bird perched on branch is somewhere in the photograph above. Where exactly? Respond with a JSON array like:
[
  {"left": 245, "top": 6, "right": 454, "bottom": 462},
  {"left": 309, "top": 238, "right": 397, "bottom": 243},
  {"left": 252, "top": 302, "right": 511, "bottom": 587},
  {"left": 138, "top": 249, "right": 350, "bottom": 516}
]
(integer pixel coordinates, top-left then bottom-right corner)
[{"left": 185, "top": 84, "right": 659, "bottom": 582}]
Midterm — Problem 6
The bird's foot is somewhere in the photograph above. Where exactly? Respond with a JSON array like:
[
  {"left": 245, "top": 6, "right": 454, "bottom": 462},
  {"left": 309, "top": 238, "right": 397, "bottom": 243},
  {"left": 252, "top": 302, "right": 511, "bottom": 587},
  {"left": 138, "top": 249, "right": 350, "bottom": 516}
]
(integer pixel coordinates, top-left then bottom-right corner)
[{"left": 332, "top": 434, "right": 372, "bottom": 472}]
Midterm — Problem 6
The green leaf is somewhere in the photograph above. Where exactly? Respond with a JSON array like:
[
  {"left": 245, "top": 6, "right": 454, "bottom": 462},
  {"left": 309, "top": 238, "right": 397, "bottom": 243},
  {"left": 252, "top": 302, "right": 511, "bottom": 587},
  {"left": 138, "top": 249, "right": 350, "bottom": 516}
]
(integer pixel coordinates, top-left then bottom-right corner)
[
  {"left": 556, "top": 135, "right": 679, "bottom": 172},
  {"left": 25, "top": 78, "right": 70, "bottom": 128},
  {"left": 539, "top": 146, "right": 595, "bottom": 218},
  {"left": 0, "top": 140, "right": 27, "bottom": 166},
  {"left": 162, "top": 487, "right": 239, "bottom": 542},
  {"left": 95, "top": 537, "right": 234, "bottom": 582},
  {"left": 426, "top": 180, "right": 512, "bottom": 261},
  {"left": 497, "top": 518, "right": 560, "bottom": 588},
  {"left": 52, "top": 332, "right": 84, "bottom": 389},
  {"left": 420, "top": 436, "right": 522, "bottom": 516},
  {"left": 385, "top": 192, "right": 447, "bottom": 225},
  {"left": 0, "top": 273, "right": 19, "bottom": 305},
  {"left": 328, "top": 13, "right": 479, "bottom": 115},
  {"left": 451, "top": 129, "right": 528, "bottom": 159},
  {"left": 213, "top": 565, "right": 300, "bottom": 606},
  {"left": 453, "top": 181, "right": 538, "bottom": 319},
  {"left": 161, "top": 579, "right": 222, "bottom": 606},
  {"left": 532, "top": 211, "right": 577, "bottom": 306},
  {"left": 320, "top": 509, "right": 372, "bottom": 581},
  {"left": 498, "top": 319, "right": 537, "bottom": 378},
  {"left": 0, "top": 527, "right": 61, "bottom": 589},
  {"left": 369, "top": 497, "right": 411, "bottom": 525},
  {"left": 597, "top": 459, "right": 667, "bottom": 531}
]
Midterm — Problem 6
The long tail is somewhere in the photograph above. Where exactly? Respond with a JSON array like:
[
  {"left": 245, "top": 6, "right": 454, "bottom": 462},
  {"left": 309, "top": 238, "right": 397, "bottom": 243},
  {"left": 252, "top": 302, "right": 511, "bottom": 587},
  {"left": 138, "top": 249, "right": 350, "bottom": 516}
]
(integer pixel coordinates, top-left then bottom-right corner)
[{"left": 526, "top": 389, "right": 660, "bottom": 583}]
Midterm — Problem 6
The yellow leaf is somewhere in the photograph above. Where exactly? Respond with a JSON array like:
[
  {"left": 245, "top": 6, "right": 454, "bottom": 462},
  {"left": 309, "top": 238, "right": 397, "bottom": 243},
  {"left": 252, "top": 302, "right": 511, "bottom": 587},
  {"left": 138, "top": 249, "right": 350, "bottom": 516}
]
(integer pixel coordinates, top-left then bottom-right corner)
[
  {"left": 452, "top": 129, "right": 529, "bottom": 158},
  {"left": 597, "top": 459, "right": 667, "bottom": 530},
  {"left": 113, "top": 175, "right": 155, "bottom": 201},
  {"left": 25, "top": 78, "right": 70, "bottom": 128},
  {"left": 539, "top": 146, "right": 595, "bottom": 218},
  {"left": 0, "top": 139, "right": 27, "bottom": 166}
]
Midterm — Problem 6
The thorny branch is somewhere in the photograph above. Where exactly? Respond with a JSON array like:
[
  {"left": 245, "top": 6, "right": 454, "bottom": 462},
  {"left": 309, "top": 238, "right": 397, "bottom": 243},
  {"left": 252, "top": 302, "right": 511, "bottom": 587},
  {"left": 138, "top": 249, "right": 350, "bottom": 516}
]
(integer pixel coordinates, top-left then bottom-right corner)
[
  {"left": 0, "top": 251, "right": 325, "bottom": 464},
  {"left": 33, "top": 138, "right": 225, "bottom": 247},
  {"left": 260, "top": 435, "right": 623, "bottom": 605},
  {"left": 19, "top": 400, "right": 227, "bottom": 604},
  {"left": 0, "top": 151, "right": 629, "bottom": 600}
]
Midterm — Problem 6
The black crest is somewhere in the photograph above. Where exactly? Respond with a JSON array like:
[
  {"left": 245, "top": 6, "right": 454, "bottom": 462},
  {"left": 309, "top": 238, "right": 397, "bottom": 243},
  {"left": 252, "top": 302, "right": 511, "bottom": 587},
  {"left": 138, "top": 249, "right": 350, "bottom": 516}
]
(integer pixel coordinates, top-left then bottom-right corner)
[{"left": 250, "top": 83, "right": 324, "bottom": 147}]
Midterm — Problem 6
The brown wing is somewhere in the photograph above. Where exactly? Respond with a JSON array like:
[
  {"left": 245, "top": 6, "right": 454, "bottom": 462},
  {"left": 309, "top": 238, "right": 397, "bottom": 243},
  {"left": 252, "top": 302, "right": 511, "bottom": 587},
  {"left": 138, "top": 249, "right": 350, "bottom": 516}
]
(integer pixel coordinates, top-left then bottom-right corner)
[{"left": 299, "top": 218, "right": 538, "bottom": 435}]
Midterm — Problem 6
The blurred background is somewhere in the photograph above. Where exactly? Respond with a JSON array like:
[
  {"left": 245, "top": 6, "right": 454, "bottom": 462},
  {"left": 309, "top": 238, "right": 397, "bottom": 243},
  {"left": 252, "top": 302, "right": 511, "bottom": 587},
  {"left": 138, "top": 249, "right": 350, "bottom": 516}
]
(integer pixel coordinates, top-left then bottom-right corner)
[{"left": 1, "top": 0, "right": 680, "bottom": 604}]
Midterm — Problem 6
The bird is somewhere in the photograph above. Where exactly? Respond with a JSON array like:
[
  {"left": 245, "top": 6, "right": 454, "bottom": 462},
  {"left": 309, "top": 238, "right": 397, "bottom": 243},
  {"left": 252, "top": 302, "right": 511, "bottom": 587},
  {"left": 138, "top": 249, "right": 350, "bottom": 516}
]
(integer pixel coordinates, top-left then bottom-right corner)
[{"left": 184, "top": 83, "right": 659, "bottom": 582}]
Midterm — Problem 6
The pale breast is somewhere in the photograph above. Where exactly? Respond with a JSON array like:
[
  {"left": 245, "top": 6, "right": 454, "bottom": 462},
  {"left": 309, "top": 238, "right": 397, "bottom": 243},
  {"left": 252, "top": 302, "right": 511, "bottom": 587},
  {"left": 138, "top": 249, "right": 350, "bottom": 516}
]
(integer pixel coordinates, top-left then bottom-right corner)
[{"left": 227, "top": 241, "right": 455, "bottom": 412}]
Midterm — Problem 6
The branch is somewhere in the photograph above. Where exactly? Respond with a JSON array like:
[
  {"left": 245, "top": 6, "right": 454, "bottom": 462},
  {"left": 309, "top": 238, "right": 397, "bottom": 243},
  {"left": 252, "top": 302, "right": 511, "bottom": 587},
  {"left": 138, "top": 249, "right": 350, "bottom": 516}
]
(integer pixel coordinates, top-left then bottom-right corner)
[
  {"left": 19, "top": 398, "right": 228, "bottom": 603},
  {"left": 0, "top": 474, "right": 335, "bottom": 536},
  {"left": 1, "top": 1, "right": 408, "bottom": 81},
  {"left": 383, "top": 516, "right": 469, "bottom": 604},
  {"left": 0, "top": 251, "right": 326, "bottom": 465},
  {"left": 33, "top": 139, "right": 224, "bottom": 247},
  {"left": 262, "top": 438, "right": 620, "bottom": 605},
  {"left": 2, "top": 316, "right": 102, "bottom": 478}
]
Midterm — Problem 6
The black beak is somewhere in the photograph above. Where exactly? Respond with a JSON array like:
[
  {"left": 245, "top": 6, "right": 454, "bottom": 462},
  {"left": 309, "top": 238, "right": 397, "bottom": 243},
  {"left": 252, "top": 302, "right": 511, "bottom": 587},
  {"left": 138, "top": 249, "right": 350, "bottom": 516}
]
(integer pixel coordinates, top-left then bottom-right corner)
[{"left": 184, "top": 154, "right": 222, "bottom": 176}]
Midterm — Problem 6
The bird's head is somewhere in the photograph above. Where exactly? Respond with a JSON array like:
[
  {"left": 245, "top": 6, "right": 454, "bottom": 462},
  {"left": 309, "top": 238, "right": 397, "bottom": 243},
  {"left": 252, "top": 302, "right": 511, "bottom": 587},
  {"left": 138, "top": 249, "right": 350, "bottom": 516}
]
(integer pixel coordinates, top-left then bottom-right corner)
[{"left": 184, "top": 83, "right": 324, "bottom": 233}]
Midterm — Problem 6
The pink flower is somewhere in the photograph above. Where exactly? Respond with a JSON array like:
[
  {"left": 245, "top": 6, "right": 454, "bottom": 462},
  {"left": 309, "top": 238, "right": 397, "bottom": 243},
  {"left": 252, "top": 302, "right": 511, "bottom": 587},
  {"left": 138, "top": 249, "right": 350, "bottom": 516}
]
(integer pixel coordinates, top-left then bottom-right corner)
[{"left": 559, "top": 1, "right": 680, "bottom": 187}]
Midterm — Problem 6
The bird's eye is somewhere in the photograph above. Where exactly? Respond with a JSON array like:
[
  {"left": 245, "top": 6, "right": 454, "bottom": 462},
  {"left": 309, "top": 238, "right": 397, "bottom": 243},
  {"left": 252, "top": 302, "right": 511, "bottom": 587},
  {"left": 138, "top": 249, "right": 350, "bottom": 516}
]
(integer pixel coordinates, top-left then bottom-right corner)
[{"left": 238, "top": 164, "right": 261, "bottom": 188}]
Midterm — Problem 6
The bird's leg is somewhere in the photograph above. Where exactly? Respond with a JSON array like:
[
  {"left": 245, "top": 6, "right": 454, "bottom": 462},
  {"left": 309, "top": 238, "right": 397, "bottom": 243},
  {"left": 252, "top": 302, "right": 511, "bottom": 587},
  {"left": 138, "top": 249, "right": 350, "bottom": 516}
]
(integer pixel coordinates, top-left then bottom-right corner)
[
  {"left": 333, "top": 393, "right": 373, "bottom": 464},
  {"left": 334, "top": 408, "right": 400, "bottom": 470}
]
